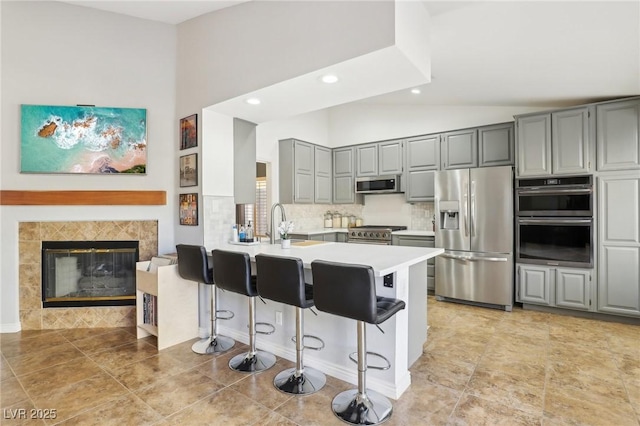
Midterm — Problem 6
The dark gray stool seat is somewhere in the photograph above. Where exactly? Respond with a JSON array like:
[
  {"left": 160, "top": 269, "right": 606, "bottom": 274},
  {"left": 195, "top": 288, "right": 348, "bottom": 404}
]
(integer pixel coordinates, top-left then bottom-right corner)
[
  {"left": 176, "top": 244, "right": 234, "bottom": 355},
  {"left": 311, "top": 260, "right": 406, "bottom": 425},
  {"left": 211, "top": 249, "right": 276, "bottom": 373},
  {"left": 256, "top": 254, "right": 326, "bottom": 395}
]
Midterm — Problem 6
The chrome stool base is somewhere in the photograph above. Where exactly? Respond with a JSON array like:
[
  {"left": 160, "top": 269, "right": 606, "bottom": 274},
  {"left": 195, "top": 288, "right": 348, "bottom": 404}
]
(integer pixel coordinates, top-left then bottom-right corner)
[
  {"left": 332, "top": 389, "right": 392, "bottom": 425},
  {"left": 191, "top": 335, "right": 235, "bottom": 355},
  {"left": 274, "top": 366, "right": 326, "bottom": 395},
  {"left": 229, "top": 350, "right": 276, "bottom": 372}
]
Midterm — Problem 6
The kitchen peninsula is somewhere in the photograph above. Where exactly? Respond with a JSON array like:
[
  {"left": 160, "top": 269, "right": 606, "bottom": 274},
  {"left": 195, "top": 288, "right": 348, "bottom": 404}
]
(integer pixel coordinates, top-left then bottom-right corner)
[{"left": 207, "top": 241, "right": 443, "bottom": 399}]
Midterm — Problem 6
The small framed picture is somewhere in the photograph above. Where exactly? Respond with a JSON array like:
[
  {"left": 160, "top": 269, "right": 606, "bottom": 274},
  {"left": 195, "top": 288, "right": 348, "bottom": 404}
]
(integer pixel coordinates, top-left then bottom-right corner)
[
  {"left": 179, "top": 193, "right": 198, "bottom": 226},
  {"left": 179, "top": 153, "right": 197, "bottom": 187},
  {"left": 180, "top": 114, "right": 197, "bottom": 150}
]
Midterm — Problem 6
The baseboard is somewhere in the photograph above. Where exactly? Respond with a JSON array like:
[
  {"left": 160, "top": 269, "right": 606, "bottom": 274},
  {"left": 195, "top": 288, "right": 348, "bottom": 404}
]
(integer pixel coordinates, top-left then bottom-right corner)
[{"left": 0, "top": 322, "right": 21, "bottom": 333}]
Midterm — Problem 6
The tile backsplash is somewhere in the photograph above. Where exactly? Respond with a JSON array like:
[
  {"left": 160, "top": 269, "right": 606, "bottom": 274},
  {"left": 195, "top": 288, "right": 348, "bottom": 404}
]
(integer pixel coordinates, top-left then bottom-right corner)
[{"left": 283, "top": 196, "right": 434, "bottom": 231}]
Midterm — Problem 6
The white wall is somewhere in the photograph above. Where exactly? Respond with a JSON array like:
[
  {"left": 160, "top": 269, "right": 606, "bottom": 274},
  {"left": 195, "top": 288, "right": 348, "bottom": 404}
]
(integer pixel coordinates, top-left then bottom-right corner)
[{"left": 0, "top": 1, "right": 176, "bottom": 331}]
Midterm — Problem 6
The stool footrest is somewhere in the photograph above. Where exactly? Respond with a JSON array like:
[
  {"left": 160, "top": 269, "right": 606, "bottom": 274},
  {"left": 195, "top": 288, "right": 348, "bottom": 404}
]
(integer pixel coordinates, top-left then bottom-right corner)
[
  {"left": 254, "top": 322, "right": 276, "bottom": 335},
  {"left": 348, "top": 351, "right": 391, "bottom": 371},
  {"left": 291, "top": 334, "right": 325, "bottom": 351},
  {"left": 216, "top": 310, "right": 234, "bottom": 320}
]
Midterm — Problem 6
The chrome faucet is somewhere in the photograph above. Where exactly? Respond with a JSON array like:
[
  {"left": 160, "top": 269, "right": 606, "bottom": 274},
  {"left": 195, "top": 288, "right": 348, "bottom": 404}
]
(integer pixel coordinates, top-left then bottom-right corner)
[{"left": 270, "top": 203, "right": 287, "bottom": 244}]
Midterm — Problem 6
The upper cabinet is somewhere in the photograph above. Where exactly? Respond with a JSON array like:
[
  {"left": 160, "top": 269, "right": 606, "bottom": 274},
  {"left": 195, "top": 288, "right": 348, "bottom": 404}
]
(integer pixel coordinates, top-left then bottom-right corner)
[
  {"left": 314, "top": 146, "right": 332, "bottom": 204},
  {"left": 356, "top": 140, "right": 403, "bottom": 177},
  {"left": 441, "top": 128, "right": 478, "bottom": 170},
  {"left": 596, "top": 98, "right": 640, "bottom": 171},
  {"left": 478, "top": 122, "right": 515, "bottom": 168},
  {"left": 516, "top": 107, "right": 592, "bottom": 177},
  {"left": 279, "top": 139, "right": 315, "bottom": 204},
  {"left": 333, "top": 146, "right": 362, "bottom": 204},
  {"left": 405, "top": 134, "right": 440, "bottom": 202}
]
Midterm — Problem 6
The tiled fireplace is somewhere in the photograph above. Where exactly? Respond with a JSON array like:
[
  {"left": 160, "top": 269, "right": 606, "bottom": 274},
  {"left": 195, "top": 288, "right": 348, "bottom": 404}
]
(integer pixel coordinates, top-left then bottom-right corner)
[{"left": 18, "top": 220, "right": 158, "bottom": 330}]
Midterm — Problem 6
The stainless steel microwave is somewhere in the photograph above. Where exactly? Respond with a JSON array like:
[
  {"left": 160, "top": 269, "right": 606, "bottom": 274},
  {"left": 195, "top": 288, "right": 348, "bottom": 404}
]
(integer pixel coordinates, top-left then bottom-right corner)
[{"left": 355, "top": 175, "right": 402, "bottom": 194}]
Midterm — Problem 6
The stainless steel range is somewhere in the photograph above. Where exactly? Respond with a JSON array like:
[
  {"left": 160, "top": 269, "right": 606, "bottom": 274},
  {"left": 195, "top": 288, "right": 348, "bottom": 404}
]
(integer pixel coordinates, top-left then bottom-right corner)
[{"left": 347, "top": 225, "right": 407, "bottom": 245}]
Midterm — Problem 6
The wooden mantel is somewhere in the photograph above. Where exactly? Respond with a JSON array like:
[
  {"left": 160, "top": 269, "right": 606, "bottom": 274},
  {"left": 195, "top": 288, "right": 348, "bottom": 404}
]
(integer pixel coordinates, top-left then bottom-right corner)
[{"left": 0, "top": 190, "right": 166, "bottom": 205}]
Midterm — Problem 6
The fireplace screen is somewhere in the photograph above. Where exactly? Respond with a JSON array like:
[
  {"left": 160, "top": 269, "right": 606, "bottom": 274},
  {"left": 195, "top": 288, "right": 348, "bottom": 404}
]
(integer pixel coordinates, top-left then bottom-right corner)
[{"left": 42, "top": 241, "right": 139, "bottom": 307}]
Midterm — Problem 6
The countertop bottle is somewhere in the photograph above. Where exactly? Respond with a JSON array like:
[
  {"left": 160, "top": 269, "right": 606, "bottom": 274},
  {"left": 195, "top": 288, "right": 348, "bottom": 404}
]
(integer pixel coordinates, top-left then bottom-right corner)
[
  {"left": 340, "top": 214, "right": 349, "bottom": 228},
  {"left": 246, "top": 221, "right": 254, "bottom": 243},
  {"left": 232, "top": 224, "right": 239, "bottom": 242},
  {"left": 332, "top": 212, "right": 341, "bottom": 228},
  {"left": 324, "top": 211, "right": 333, "bottom": 228},
  {"left": 239, "top": 225, "right": 246, "bottom": 243}
]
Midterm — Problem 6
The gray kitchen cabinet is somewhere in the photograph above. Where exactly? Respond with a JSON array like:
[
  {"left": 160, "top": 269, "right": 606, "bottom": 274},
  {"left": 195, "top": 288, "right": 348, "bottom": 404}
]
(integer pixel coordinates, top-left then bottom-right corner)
[
  {"left": 378, "top": 139, "right": 404, "bottom": 175},
  {"left": 551, "top": 108, "right": 591, "bottom": 175},
  {"left": 392, "top": 234, "right": 436, "bottom": 291},
  {"left": 517, "top": 264, "right": 552, "bottom": 305},
  {"left": 516, "top": 114, "right": 552, "bottom": 177},
  {"left": 516, "top": 107, "right": 591, "bottom": 177},
  {"left": 314, "top": 145, "right": 332, "bottom": 204},
  {"left": 406, "top": 134, "right": 440, "bottom": 170},
  {"left": 405, "top": 134, "right": 440, "bottom": 202},
  {"left": 555, "top": 268, "right": 591, "bottom": 311},
  {"left": 518, "top": 264, "right": 593, "bottom": 311},
  {"left": 356, "top": 143, "right": 378, "bottom": 176},
  {"left": 336, "top": 232, "right": 348, "bottom": 243},
  {"left": 597, "top": 172, "right": 640, "bottom": 317},
  {"left": 279, "top": 139, "right": 314, "bottom": 204},
  {"left": 333, "top": 147, "right": 361, "bottom": 204},
  {"left": 478, "top": 122, "right": 515, "bottom": 167},
  {"left": 596, "top": 98, "right": 640, "bottom": 171},
  {"left": 405, "top": 169, "right": 435, "bottom": 202},
  {"left": 441, "top": 128, "right": 478, "bottom": 170},
  {"left": 289, "top": 232, "right": 337, "bottom": 242}
]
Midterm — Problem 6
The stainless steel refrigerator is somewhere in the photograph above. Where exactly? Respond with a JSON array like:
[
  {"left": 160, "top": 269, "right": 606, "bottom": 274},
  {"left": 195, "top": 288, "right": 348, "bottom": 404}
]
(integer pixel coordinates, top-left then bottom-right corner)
[{"left": 435, "top": 166, "right": 514, "bottom": 311}]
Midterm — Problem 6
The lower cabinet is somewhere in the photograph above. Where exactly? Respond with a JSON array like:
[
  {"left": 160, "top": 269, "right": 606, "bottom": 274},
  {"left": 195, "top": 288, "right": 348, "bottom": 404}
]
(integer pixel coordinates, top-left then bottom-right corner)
[
  {"left": 289, "top": 232, "right": 337, "bottom": 242},
  {"left": 392, "top": 234, "right": 435, "bottom": 291},
  {"left": 517, "top": 264, "right": 592, "bottom": 311}
]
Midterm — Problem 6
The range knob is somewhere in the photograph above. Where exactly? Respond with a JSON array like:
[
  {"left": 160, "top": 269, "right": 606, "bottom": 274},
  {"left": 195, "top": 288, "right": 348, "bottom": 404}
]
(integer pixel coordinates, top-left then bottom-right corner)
[
  {"left": 375, "top": 232, "right": 381, "bottom": 238},
  {"left": 382, "top": 232, "right": 389, "bottom": 238},
  {"left": 357, "top": 232, "right": 363, "bottom": 237}
]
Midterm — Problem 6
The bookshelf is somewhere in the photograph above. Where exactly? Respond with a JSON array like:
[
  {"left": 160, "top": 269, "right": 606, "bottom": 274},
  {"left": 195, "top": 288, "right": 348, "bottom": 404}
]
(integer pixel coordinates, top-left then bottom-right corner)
[{"left": 135, "top": 261, "right": 199, "bottom": 350}]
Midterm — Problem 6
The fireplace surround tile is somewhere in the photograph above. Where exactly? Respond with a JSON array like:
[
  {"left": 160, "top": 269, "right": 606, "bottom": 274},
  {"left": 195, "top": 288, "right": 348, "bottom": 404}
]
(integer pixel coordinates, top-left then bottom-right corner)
[{"left": 18, "top": 220, "right": 158, "bottom": 330}]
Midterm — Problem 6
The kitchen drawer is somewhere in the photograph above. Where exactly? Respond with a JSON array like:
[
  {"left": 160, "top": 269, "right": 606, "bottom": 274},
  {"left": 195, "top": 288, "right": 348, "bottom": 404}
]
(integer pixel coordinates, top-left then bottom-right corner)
[{"left": 427, "top": 276, "right": 435, "bottom": 291}]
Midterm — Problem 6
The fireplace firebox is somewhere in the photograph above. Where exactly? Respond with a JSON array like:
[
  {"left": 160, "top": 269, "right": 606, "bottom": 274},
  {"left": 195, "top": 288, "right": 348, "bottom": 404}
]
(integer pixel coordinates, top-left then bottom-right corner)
[{"left": 42, "top": 241, "right": 139, "bottom": 308}]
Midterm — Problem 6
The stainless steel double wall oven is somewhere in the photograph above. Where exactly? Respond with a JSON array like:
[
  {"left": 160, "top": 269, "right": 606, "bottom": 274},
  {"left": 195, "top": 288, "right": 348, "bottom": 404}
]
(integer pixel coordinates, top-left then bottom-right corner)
[{"left": 516, "top": 175, "right": 593, "bottom": 268}]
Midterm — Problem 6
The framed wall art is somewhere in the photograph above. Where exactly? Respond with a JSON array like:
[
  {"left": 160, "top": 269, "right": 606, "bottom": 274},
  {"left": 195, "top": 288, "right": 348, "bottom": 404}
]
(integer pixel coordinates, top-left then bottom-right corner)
[
  {"left": 180, "top": 114, "right": 197, "bottom": 150},
  {"left": 20, "top": 104, "right": 147, "bottom": 174},
  {"left": 179, "top": 193, "right": 198, "bottom": 226},
  {"left": 179, "top": 153, "right": 197, "bottom": 187}
]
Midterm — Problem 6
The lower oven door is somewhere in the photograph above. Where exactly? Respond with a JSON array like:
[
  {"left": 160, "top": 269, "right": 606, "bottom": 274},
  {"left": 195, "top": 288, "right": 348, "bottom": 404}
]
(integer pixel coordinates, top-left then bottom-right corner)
[{"left": 516, "top": 218, "right": 593, "bottom": 268}]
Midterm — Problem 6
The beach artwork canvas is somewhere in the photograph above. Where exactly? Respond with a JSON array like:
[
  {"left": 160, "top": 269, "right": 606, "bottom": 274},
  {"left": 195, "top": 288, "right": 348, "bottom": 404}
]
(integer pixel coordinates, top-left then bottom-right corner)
[{"left": 21, "top": 104, "right": 147, "bottom": 174}]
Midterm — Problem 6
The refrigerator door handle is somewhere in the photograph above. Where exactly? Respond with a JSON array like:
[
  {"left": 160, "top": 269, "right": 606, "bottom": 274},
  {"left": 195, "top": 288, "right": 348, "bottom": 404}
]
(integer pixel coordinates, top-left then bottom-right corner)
[
  {"left": 441, "top": 253, "right": 508, "bottom": 262},
  {"left": 463, "top": 190, "right": 469, "bottom": 237},
  {"left": 470, "top": 181, "right": 476, "bottom": 237}
]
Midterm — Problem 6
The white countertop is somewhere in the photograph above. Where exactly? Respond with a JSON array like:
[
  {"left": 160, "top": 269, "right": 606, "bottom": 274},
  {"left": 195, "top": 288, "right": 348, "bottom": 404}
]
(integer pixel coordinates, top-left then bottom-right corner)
[
  {"left": 392, "top": 230, "right": 435, "bottom": 237},
  {"left": 209, "top": 241, "right": 443, "bottom": 277},
  {"left": 290, "top": 228, "right": 349, "bottom": 235}
]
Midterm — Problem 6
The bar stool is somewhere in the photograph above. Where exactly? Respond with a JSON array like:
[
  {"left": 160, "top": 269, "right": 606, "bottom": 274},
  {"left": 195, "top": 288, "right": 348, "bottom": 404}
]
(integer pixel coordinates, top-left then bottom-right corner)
[
  {"left": 311, "top": 260, "right": 406, "bottom": 425},
  {"left": 176, "top": 244, "right": 234, "bottom": 354},
  {"left": 255, "top": 254, "right": 326, "bottom": 395},
  {"left": 211, "top": 249, "right": 276, "bottom": 373}
]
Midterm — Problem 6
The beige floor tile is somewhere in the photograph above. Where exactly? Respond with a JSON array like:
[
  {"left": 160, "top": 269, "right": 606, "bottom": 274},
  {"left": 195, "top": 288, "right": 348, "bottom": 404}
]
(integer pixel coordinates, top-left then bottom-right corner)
[
  {"left": 450, "top": 392, "right": 541, "bottom": 425},
  {"left": 252, "top": 411, "right": 299, "bottom": 425},
  {"left": 0, "top": 400, "right": 45, "bottom": 426},
  {"left": 230, "top": 364, "right": 295, "bottom": 410},
  {"left": 0, "top": 329, "right": 59, "bottom": 346},
  {"left": 86, "top": 340, "right": 158, "bottom": 373},
  {"left": 70, "top": 329, "right": 138, "bottom": 354},
  {"left": 5, "top": 342, "right": 85, "bottom": 377},
  {"left": 0, "top": 377, "right": 31, "bottom": 409},
  {"left": 134, "top": 369, "right": 224, "bottom": 417},
  {"left": 55, "top": 394, "right": 163, "bottom": 426},
  {"left": 385, "top": 380, "right": 460, "bottom": 426},
  {"left": 274, "top": 384, "right": 346, "bottom": 426},
  {"left": 544, "top": 387, "right": 638, "bottom": 426},
  {"left": 109, "top": 353, "right": 189, "bottom": 391},
  {"left": 410, "top": 352, "right": 475, "bottom": 391},
  {"left": 161, "top": 339, "right": 247, "bottom": 370},
  {"left": 17, "top": 357, "right": 103, "bottom": 399},
  {"left": 55, "top": 327, "right": 118, "bottom": 342},
  {"left": 465, "top": 369, "right": 544, "bottom": 415},
  {"left": 163, "top": 387, "right": 271, "bottom": 425},
  {"left": 29, "top": 371, "right": 128, "bottom": 424},
  {"left": 546, "top": 368, "right": 629, "bottom": 406},
  {"left": 191, "top": 348, "right": 255, "bottom": 387},
  {"left": 0, "top": 331, "right": 69, "bottom": 358},
  {"left": 1, "top": 354, "right": 15, "bottom": 382}
]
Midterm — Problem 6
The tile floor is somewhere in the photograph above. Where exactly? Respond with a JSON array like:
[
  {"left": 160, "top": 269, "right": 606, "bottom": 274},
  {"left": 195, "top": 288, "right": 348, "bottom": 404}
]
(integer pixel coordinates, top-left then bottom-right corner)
[{"left": 1, "top": 297, "right": 639, "bottom": 425}]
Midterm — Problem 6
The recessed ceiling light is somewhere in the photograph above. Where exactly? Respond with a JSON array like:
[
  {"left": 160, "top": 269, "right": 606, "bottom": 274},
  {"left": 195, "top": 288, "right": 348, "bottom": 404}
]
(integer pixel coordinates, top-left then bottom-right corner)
[
  {"left": 245, "top": 98, "right": 261, "bottom": 105},
  {"left": 320, "top": 74, "right": 339, "bottom": 84},
  {"left": 411, "top": 88, "right": 421, "bottom": 95}
]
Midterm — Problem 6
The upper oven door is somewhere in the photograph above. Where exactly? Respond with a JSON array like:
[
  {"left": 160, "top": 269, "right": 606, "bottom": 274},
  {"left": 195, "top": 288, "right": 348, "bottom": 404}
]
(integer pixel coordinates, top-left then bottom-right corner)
[{"left": 516, "top": 186, "right": 592, "bottom": 216}]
